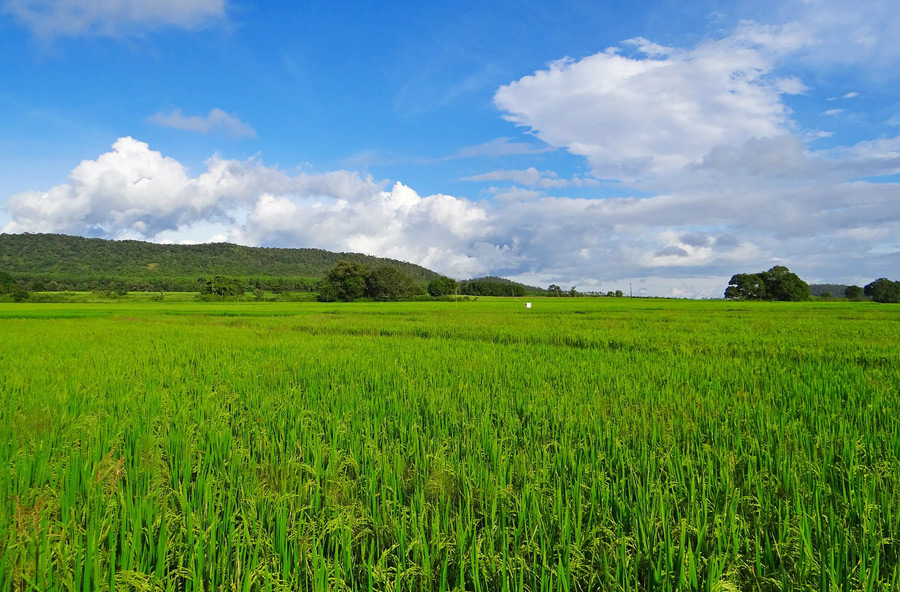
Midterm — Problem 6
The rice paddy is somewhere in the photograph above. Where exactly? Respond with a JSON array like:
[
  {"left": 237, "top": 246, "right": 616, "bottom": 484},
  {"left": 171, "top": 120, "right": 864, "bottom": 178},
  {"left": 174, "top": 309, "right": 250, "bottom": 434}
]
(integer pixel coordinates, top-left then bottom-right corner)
[{"left": 1, "top": 298, "right": 899, "bottom": 591}]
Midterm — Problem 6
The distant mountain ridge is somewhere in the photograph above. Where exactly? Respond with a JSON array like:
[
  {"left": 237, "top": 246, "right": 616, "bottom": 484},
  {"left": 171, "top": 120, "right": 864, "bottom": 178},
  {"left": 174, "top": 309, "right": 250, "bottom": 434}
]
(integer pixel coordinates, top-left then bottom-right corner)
[
  {"left": 0, "top": 233, "right": 441, "bottom": 291},
  {"left": 809, "top": 283, "right": 851, "bottom": 297}
]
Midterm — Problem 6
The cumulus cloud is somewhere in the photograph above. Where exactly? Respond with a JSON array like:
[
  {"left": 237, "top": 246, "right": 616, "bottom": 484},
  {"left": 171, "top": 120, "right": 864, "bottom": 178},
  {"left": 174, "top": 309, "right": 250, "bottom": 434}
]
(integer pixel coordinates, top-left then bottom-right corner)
[
  {"left": 478, "top": 16, "right": 899, "bottom": 292},
  {"left": 2, "top": 137, "right": 382, "bottom": 238},
  {"left": 7, "top": 4, "right": 900, "bottom": 299},
  {"left": 231, "top": 183, "right": 497, "bottom": 278},
  {"left": 4, "top": 135, "right": 899, "bottom": 296},
  {"left": 494, "top": 23, "right": 808, "bottom": 183},
  {"left": 5, "top": 0, "right": 226, "bottom": 38},
  {"left": 148, "top": 109, "right": 256, "bottom": 139}
]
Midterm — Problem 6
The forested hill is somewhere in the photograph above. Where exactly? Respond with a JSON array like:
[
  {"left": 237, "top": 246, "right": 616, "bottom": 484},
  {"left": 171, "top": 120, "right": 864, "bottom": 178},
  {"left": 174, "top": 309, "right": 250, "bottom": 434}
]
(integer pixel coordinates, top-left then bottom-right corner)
[{"left": 0, "top": 233, "right": 441, "bottom": 291}]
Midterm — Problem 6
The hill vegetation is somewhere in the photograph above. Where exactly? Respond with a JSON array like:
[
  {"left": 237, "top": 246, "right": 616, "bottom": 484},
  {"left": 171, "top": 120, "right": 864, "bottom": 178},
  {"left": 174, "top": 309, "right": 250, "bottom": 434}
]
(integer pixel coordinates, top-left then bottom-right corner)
[
  {"left": 0, "top": 233, "right": 439, "bottom": 292},
  {"left": 460, "top": 276, "right": 546, "bottom": 297},
  {"left": 809, "top": 283, "right": 850, "bottom": 298}
]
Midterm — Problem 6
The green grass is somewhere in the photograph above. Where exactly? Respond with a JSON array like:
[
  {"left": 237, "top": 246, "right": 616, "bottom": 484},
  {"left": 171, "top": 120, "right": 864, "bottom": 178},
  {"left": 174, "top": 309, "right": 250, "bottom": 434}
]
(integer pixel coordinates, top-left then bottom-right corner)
[{"left": 1, "top": 298, "right": 899, "bottom": 591}]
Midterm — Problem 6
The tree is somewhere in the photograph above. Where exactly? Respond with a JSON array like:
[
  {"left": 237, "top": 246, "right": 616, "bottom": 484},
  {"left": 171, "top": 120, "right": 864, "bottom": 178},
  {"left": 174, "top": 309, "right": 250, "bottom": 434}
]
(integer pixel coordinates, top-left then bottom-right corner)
[
  {"left": 11, "top": 285, "right": 29, "bottom": 302},
  {"left": 760, "top": 266, "right": 809, "bottom": 301},
  {"left": 615, "top": 289, "right": 624, "bottom": 298},
  {"left": 459, "top": 279, "right": 527, "bottom": 297},
  {"left": 864, "top": 278, "right": 900, "bottom": 303},
  {"left": 1, "top": 272, "right": 28, "bottom": 301},
  {"left": 318, "top": 261, "right": 368, "bottom": 302},
  {"left": 0, "top": 271, "right": 13, "bottom": 294},
  {"left": 724, "top": 273, "right": 766, "bottom": 300},
  {"left": 569, "top": 286, "right": 578, "bottom": 297},
  {"left": 365, "top": 265, "right": 422, "bottom": 300},
  {"left": 844, "top": 285, "right": 864, "bottom": 301},
  {"left": 725, "top": 266, "right": 809, "bottom": 301},
  {"left": 427, "top": 276, "right": 458, "bottom": 297},
  {"left": 548, "top": 284, "right": 563, "bottom": 297},
  {"left": 202, "top": 275, "right": 245, "bottom": 298}
]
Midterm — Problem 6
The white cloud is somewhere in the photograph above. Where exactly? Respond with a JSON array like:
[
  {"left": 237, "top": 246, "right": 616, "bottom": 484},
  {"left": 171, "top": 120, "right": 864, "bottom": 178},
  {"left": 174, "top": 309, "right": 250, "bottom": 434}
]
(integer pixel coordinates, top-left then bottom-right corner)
[
  {"left": 481, "top": 17, "right": 899, "bottom": 291},
  {"left": 2, "top": 137, "right": 382, "bottom": 238},
  {"left": 494, "top": 24, "right": 808, "bottom": 183},
  {"left": 148, "top": 109, "right": 256, "bottom": 139},
  {"left": 230, "top": 183, "right": 496, "bottom": 279},
  {"left": 488, "top": 187, "right": 546, "bottom": 204},
  {"left": 5, "top": 0, "right": 226, "bottom": 38},
  {"left": 822, "top": 109, "right": 843, "bottom": 116},
  {"left": 5, "top": 102, "right": 900, "bottom": 297},
  {"left": 843, "top": 91, "right": 860, "bottom": 98}
]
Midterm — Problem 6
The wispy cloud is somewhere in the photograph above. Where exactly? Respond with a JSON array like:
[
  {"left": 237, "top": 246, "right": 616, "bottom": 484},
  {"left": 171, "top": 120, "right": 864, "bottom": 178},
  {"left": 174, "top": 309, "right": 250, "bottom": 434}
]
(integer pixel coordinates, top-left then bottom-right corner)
[
  {"left": 341, "top": 138, "right": 554, "bottom": 168},
  {"left": 448, "top": 137, "right": 555, "bottom": 160},
  {"left": 461, "top": 168, "right": 544, "bottom": 185},
  {"left": 461, "top": 167, "right": 600, "bottom": 189},
  {"left": 148, "top": 108, "right": 256, "bottom": 139},
  {"left": 5, "top": 0, "right": 226, "bottom": 38}
]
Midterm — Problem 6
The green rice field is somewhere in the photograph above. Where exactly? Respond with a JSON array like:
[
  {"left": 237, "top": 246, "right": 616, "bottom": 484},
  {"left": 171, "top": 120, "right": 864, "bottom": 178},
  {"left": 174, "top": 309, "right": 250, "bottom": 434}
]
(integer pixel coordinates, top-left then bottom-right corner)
[{"left": 1, "top": 298, "right": 899, "bottom": 591}]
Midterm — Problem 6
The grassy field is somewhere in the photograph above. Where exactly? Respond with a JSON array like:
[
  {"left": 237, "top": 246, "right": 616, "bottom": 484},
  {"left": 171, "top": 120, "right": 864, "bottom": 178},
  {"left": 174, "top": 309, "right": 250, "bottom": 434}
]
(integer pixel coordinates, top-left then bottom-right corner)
[{"left": 1, "top": 298, "right": 899, "bottom": 591}]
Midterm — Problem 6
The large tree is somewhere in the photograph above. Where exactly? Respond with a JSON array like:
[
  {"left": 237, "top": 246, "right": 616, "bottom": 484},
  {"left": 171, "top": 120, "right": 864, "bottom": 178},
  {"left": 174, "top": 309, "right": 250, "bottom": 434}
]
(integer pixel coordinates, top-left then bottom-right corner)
[
  {"left": 844, "top": 285, "right": 864, "bottom": 301},
  {"left": 864, "top": 278, "right": 900, "bottom": 303},
  {"left": 724, "top": 273, "right": 766, "bottom": 300},
  {"left": 427, "top": 276, "right": 458, "bottom": 297},
  {"left": 759, "top": 266, "right": 810, "bottom": 301},
  {"left": 365, "top": 265, "right": 422, "bottom": 301},
  {"left": 0, "top": 271, "right": 13, "bottom": 294},
  {"left": 201, "top": 275, "right": 245, "bottom": 297},
  {"left": 317, "top": 261, "right": 368, "bottom": 302},
  {"left": 725, "top": 266, "right": 809, "bottom": 301}
]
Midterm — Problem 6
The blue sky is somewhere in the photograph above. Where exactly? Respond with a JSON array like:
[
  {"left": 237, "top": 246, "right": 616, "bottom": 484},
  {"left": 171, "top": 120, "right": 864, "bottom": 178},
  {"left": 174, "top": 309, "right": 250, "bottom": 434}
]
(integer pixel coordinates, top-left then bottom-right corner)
[{"left": 2, "top": 0, "right": 899, "bottom": 296}]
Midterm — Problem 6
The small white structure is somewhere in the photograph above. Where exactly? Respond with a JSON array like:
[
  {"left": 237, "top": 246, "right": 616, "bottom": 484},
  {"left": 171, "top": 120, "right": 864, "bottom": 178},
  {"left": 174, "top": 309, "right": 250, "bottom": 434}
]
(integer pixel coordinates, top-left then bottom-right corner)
[{"left": 525, "top": 302, "right": 532, "bottom": 309}]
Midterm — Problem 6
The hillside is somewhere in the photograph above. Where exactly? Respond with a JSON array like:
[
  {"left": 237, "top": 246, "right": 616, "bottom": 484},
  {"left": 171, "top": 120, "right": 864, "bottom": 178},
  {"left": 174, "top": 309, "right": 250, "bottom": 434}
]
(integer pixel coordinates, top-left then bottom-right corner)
[
  {"left": 0, "top": 233, "right": 441, "bottom": 291},
  {"left": 809, "top": 283, "right": 851, "bottom": 297}
]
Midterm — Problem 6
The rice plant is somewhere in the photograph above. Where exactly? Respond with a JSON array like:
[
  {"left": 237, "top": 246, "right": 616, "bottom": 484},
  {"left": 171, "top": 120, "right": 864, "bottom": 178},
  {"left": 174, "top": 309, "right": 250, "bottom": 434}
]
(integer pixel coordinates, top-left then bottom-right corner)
[{"left": 1, "top": 298, "right": 898, "bottom": 590}]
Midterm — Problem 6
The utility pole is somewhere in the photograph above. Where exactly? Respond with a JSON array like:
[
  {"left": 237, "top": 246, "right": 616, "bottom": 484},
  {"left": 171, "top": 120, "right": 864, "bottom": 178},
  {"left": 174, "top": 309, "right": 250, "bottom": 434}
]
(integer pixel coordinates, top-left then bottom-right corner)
[{"left": 630, "top": 283, "right": 633, "bottom": 298}]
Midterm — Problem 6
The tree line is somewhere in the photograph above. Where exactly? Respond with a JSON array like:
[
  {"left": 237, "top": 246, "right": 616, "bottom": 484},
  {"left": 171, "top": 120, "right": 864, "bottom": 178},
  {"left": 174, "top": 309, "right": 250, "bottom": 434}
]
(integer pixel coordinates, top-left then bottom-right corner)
[
  {"left": 6, "top": 275, "right": 320, "bottom": 294},
  {"left": 314, "top": 263, "right": 539, "bottom": 301},
  {"left": 6, "top": 255, "right": 900, "bottom": 304},
  {"left": 725, "top": 266, "right": 900, "bottom": 303}
]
